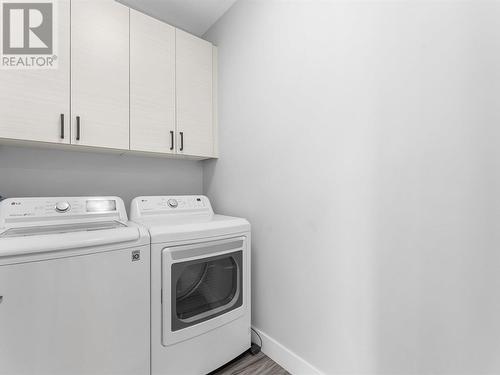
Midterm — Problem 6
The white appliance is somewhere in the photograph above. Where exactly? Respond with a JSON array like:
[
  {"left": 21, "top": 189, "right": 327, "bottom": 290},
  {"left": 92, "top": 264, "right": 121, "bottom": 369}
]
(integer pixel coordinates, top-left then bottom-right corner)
[
  {"left": 130, "top": 195, "right": 251, "bottom": 375},
  {"left": 0, "top": 197, "right": 150, "bottom": 375}
]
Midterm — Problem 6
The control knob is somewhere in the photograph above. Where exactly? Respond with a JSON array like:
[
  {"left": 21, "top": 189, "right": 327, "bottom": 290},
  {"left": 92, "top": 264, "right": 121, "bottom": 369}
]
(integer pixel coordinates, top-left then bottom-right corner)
[
  {"left": 55, "top": 201, "right": 71, "bottom": 213},
  {"left": 167, "top": 199, "right": 178, "bottom": 208}
]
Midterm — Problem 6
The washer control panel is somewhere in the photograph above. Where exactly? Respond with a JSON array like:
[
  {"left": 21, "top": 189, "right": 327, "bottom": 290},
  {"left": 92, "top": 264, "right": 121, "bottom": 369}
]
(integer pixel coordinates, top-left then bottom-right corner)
[{"left": 0, "top": 197, "right": 127, "bottom": 225}]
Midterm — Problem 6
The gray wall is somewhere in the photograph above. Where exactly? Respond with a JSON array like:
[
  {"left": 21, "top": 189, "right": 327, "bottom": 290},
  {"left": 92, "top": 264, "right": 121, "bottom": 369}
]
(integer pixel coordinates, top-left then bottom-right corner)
[
  {"left": 0, "top": 145, "right": 203, "bottom": 211},
  {"left": 204, "top": 1, "right": 500, "bottom": 374}
]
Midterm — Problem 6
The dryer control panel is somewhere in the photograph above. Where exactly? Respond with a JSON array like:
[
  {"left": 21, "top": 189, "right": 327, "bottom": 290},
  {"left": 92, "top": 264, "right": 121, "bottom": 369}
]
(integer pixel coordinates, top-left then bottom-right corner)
[{"left": 130, "top": 196, "right": 213, "bottom": 219}]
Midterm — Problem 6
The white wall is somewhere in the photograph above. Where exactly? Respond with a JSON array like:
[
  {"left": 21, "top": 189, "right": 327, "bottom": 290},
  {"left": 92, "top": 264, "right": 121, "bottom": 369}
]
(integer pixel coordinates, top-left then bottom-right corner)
[
  {"left": 204, "top": 1, "right": 500, "bottom": 374},
  {"left": 0, "top": 145, "right": 203, "bottom": 210}
]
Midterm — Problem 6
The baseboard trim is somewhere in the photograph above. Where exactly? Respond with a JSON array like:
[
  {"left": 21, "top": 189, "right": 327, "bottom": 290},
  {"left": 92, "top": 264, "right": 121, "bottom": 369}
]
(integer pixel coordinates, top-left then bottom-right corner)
[{"left": 251, "top": 326, "right": 323, "bottom": 375}]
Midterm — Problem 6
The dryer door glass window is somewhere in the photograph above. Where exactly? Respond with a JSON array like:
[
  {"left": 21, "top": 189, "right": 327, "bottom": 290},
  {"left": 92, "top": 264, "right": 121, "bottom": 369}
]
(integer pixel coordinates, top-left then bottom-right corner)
[{"left": 171, "top": 250, "right": 243, "bottom": 331}]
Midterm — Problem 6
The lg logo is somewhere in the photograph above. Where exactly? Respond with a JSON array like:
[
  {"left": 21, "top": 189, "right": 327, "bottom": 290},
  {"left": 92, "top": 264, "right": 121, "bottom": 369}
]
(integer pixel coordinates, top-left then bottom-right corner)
[
  {"left": 2, "top": 2, "right": 53, "bottom": 54},
  {"left": 131, "top": 250, "right": 141, "bottom": 262}
]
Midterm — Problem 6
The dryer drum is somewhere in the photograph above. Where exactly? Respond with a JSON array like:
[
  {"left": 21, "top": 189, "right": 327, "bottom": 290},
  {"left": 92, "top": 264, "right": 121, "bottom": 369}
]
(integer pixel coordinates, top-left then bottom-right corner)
[
  {"left": 176, "top": 263, "right": 209, "bottom": 301},
  {"left": 175, "top": 257, "right": 238, "bottom": 320}
]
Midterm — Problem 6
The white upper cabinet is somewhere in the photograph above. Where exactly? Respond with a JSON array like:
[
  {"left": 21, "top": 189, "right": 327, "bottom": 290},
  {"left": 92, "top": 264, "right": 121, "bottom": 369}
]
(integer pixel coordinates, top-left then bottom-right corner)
[
  {"left": 0, "top": 2, "right": 217, "bottom": 159},
  {"left": 130, "top": 10, "right": 176, "bottom": 154},
  {"left": 176, "top": 29, "right": 214, "bottom": 157},
  {"left": 71, "top": 0, "right": 129, "bottom": 149},
  {"left": 0, "top": 0, "right": 70, "bottom": 144}
]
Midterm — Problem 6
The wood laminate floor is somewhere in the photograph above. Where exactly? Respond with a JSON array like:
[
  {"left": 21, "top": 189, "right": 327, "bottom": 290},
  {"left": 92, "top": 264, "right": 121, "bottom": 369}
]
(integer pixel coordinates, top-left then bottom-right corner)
[{"left": 212, "top": 351, "right": 291, "bottom": 375}]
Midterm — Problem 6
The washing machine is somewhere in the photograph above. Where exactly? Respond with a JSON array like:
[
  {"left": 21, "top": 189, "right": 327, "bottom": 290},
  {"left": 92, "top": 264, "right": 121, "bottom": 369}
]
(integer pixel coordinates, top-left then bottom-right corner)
[
  {"left": 130, "top": 195, "right": 251, "bottom": 375},
  {"left": 0, "top": 196, "right": 150, "bottom": 375}
]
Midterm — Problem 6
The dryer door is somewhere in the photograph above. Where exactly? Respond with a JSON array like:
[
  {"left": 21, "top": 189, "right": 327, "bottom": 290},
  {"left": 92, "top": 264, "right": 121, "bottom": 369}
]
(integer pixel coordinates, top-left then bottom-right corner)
[{"left": 161, "top": 236, "right": 247, "bottom": 346}]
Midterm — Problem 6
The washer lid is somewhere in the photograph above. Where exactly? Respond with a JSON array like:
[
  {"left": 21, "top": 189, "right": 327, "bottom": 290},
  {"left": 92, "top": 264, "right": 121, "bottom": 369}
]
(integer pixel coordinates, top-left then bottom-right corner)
[
  {"left": 0, "top": 197, "right": 146, "bottom": 258},
  {"left": 0, "top": 220, "right": 127, "bottom": 238},
  {"left": 0, "top": 226, "right": 141, "bottom": 258}
]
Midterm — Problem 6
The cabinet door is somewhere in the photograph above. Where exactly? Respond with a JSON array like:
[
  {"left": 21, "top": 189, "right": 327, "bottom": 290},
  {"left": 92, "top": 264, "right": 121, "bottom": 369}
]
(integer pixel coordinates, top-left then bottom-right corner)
[
  {"left": 0, "top": 0, "right": 70, "bottom": 144},
  {"left": 71, "top": 0, "right": 129, "bottom": 150},
  {"left": 176, "top": 29, "right": 214, "bottom": 157},
  {"left": 130, "top": 10, "right": 175, "bottom": 154}
]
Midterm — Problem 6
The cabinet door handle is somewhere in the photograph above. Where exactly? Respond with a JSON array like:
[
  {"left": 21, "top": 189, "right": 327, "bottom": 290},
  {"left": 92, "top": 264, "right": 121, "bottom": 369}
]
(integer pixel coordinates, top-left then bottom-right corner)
[
  {"left": 180, "top": 132, "right": 184, "bottom": 151},
  {"left": 60, "top": 114, "right": 64, "bottom": 139},
  {"left": 170, "top": 131, "right": 174, "bottom": 151},
  {"left": 76, "top": 116, "right": 81, "bottom": 141}
]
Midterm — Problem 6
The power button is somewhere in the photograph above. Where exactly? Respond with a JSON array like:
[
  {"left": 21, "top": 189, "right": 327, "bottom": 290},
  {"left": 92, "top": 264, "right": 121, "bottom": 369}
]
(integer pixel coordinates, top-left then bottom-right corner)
[{"left": 167, "top": 199, "right": 178, "bottom": 208}]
